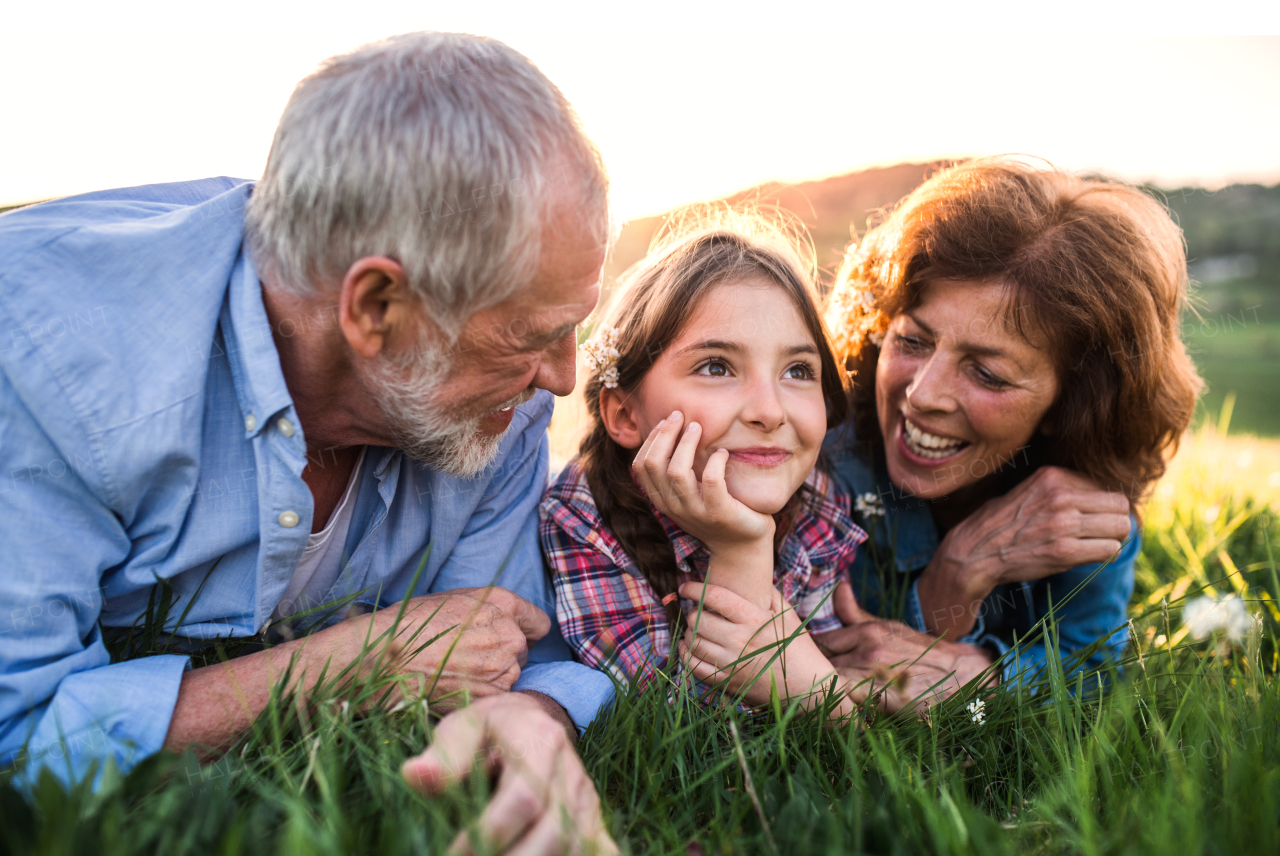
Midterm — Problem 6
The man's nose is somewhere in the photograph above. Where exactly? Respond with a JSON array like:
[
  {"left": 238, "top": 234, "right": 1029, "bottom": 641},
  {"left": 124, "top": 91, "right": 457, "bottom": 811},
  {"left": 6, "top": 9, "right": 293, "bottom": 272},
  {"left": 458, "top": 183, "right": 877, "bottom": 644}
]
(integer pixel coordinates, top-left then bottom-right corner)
[
  {"left": 531, "top": 332, "right": 577, "bottom": 397},
  {"left": 905, "top": 353, "right": 957, "bottom": 413}
]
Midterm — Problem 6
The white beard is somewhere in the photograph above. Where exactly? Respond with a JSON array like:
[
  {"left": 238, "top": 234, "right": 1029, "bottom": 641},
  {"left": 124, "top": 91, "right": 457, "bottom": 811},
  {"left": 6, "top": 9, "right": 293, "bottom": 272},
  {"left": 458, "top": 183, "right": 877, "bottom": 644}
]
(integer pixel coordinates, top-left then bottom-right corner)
[{"left": 364, "top": 334, "right": 517, "bottom": 478}]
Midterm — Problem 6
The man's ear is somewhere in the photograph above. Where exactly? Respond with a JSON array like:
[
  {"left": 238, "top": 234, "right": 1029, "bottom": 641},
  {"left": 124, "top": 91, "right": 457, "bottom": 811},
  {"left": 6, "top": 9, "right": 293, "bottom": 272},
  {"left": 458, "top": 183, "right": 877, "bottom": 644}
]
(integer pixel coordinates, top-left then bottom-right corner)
[
  {"left": 338, "top": 256, "right": 421, "bottom": 359},
  {"left": 599, "top": 386, "right": 644, "bottom": 450}
]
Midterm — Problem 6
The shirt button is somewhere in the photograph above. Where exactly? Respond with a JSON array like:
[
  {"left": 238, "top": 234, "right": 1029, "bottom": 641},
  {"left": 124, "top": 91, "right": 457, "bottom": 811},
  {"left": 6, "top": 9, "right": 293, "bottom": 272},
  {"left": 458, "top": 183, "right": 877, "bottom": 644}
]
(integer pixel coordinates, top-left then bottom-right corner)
[
  {"left": 244, "top": 414, "right": 257, "bottom": 431},
  {"left": 278, "top": 510, "right": 300, "bottom": 528},
  {"left": 277, "top": 417, "right": 295, "bottom": 437}
]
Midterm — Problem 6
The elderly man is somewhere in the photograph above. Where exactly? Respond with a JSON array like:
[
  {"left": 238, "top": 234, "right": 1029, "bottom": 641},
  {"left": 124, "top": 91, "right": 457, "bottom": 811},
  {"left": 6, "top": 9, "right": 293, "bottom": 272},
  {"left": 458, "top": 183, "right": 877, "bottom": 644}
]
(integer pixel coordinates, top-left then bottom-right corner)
[{"left": 1, "top": 32, "right": 615, "bottom": 853}]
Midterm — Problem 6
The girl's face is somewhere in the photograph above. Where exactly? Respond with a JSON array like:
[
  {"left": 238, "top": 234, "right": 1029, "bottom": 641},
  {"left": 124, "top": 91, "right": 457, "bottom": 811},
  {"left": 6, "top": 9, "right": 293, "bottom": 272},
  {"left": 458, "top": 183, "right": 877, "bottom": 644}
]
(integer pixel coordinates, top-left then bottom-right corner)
[
  {"left": 875, "top": 278, "right": 1059, "bottom": 500},
  {"left": 605, "top": 280, "right": 829, "bottom": 515}
]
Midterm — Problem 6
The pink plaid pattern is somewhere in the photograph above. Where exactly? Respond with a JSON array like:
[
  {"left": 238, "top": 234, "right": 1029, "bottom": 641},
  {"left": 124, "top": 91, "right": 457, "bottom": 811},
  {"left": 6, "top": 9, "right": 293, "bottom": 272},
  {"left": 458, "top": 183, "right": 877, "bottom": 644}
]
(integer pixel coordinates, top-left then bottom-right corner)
[{"left": 540, "top": 460, "right": 866, "bottom": 690}]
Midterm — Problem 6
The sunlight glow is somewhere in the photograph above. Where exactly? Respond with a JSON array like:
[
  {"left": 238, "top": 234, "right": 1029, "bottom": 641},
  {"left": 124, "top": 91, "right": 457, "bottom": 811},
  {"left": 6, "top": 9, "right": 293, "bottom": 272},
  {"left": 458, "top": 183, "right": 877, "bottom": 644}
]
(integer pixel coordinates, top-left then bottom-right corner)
[{"left": 2, "top": 3, "right": 1278, "bottom": 220}]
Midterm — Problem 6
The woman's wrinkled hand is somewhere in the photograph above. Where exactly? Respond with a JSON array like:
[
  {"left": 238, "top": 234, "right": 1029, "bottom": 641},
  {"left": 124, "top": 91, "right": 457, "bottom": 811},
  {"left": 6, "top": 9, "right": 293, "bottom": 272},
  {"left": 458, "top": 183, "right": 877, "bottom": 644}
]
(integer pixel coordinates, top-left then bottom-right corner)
[
  {"left": 918, "top": 465, "right": 1132, "bottom": 636},
  {"left": 813, "top": 580, "right": 997, "bottom": 714}
]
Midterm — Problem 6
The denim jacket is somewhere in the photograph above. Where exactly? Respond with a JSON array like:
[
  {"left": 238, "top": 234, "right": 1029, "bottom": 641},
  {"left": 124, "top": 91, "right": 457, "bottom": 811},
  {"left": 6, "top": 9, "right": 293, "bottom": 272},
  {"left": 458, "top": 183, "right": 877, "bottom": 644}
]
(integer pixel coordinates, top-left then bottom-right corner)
[{"left": 824, "top": 429, "right": 1137, "bottom": 685}]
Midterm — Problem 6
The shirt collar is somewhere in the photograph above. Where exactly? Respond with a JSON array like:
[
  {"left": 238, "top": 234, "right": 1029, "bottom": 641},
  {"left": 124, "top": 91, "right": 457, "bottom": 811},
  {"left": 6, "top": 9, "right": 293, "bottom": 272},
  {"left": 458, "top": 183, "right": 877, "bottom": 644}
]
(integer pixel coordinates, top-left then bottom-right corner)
[
  {"left": 220, "top": 252, "right": 296, "bottom": 439},
  {"left": 870, "top": 457, "right": 940, "bottom": 572},
  {"left": 825, "top": 424, "right": 940, "bottom": 573},
  {"left": 653, "top": 505, "right": 707, "bottom": 565},
  {"left": 849, "top": 458, "right": 942, "bottom": 570}
]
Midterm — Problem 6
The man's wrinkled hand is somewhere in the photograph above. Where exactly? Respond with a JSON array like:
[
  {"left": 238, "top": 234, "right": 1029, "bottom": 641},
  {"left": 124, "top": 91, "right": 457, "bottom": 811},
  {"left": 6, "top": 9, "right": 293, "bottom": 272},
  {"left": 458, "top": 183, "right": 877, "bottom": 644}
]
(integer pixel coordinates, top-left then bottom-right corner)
[
  {"left": 331, "top": 587, "right": 550, "bottom": 711},
  {"left": 402, "top": 693, "right": 618, "bottom": 856}
]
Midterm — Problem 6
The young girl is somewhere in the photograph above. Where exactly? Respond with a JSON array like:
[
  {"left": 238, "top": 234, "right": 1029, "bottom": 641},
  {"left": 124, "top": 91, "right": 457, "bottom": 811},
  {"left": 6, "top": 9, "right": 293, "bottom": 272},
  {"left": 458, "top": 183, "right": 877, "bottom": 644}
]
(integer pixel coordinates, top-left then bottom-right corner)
[{"left": 540, "top": 219, "right": 867, "bottom": 711}]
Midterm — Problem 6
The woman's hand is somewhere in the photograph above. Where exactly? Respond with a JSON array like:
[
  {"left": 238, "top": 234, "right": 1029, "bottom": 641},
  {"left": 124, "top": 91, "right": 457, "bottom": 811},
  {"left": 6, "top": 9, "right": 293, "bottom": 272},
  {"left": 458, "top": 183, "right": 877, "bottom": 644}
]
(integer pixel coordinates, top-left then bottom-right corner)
[
  {"left": 813, "top": 581, "right": 997, "bottom": 714},
  {"left": 917, "top": 466, "right": 1131, "bottom": 637},
  {"left": 677, "top": 582, "right": 848, "bottom": 714},
  {"left": 633, "top": 411, "right": 776, "bottom": 609}
]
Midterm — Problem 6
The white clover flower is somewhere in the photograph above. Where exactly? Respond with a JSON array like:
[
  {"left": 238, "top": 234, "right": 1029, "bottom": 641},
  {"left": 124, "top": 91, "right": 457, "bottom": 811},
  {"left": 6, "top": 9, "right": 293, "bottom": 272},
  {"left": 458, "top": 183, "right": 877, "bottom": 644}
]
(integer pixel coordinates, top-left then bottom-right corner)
[
  {"left": 580, "top": 326, "right": 621, "bottom": 388},
  {"left": 854, "top": 492, "right": 885, "bottom": 518},
  {"left": 1183, "top": 595, "right": 1252, "bottom": 641},
  {"left": 967, "top": 698, "right": 986, "bottom": 725}
]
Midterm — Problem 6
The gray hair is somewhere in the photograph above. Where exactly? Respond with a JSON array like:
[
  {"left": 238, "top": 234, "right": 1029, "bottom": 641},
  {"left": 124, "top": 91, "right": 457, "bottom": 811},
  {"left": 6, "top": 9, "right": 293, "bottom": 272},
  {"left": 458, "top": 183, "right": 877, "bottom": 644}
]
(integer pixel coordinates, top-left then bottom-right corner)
[{"left": 245, "top": 32, "right": 609, "bottom": 338}]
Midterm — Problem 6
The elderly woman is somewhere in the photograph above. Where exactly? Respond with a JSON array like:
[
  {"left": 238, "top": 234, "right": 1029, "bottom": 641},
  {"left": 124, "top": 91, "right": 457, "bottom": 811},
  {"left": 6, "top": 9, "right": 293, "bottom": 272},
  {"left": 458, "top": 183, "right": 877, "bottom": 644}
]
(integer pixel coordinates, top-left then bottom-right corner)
[{"left": 819, "top": 158, "right": 1201, "bottom": 685}]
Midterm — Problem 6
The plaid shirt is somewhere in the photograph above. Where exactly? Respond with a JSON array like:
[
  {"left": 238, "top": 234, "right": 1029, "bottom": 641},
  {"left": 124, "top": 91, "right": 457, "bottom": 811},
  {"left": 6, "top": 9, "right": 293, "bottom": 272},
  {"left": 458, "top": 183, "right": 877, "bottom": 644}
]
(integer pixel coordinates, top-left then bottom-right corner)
[{"left": 540, "top": 460, "right": 866, "bottom": 689}]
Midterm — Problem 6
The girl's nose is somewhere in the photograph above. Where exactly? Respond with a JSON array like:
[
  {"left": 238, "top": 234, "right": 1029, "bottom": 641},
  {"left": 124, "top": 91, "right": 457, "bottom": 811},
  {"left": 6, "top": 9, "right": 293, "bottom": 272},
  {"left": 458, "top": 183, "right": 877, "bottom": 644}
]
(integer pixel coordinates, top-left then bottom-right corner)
[
  {"left": 741, "top": 376, "right": 787, "bottom": 432},
  {"left": 905, "top": 353, "right": 957, "bottom": 414}
]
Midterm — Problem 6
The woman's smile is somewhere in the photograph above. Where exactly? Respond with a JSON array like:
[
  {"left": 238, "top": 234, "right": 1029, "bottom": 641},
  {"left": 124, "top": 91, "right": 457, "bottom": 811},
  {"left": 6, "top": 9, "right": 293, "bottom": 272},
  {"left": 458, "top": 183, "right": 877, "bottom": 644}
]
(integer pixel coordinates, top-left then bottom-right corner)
[{"left": 897, "top": 416, "right": 969, "bottom": 464}]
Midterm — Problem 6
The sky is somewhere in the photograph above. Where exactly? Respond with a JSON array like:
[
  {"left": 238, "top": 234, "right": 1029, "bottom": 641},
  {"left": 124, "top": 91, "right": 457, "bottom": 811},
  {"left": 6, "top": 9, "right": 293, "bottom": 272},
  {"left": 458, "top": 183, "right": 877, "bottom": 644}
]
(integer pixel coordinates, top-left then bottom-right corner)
[{"left": 2, "top": 2, "right": 1279, "bottom": 221}]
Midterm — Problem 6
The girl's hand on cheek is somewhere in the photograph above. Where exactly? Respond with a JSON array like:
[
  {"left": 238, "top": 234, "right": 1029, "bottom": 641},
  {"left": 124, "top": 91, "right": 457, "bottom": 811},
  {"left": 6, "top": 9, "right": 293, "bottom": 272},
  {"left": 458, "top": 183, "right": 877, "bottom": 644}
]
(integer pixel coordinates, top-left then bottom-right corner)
[{"left": 632, "top": 411, "right": 774, "bottom": 554}]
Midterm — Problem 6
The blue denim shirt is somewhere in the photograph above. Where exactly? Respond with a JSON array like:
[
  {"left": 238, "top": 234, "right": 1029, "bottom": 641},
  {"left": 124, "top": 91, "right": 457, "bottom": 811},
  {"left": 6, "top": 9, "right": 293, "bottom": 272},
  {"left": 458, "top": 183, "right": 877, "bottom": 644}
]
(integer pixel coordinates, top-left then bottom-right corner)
[
  {"left": 0, "top": 178, "right": 612, "bottom": 786},
  {"left": 824, "top": 429, "right": 1137, "bottom": 685}
]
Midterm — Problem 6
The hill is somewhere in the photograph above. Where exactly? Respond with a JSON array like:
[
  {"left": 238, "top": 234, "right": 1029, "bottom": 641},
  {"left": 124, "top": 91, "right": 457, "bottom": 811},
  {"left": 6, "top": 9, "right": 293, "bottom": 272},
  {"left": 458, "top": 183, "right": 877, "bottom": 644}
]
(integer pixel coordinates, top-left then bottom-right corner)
[{"left": 603, "top": 162, "right": 942, "bottom": 287}]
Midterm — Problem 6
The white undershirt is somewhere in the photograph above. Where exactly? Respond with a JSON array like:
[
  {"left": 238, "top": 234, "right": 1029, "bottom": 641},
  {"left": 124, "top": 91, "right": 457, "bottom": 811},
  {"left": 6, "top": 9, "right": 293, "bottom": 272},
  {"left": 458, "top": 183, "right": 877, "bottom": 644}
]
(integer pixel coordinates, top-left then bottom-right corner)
[{"left": 273, "top": 447, "right": 366, "bottom": 622}]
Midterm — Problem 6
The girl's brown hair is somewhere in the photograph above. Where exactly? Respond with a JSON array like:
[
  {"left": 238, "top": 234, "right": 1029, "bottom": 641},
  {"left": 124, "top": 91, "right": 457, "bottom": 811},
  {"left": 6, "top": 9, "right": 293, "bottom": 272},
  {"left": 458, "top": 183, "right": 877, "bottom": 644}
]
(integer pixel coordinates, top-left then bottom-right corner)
[
  {"left": 825, "top": 157, "right": 1202, "bottom": 509},
  {"left": 579, "top": 212, "right": 847, "bottom": 625}
]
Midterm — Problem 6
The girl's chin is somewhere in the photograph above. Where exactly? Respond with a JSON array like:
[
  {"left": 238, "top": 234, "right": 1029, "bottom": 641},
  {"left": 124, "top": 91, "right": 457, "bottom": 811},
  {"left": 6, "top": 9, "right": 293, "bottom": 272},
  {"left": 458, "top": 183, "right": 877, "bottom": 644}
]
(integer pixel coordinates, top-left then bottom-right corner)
[{"left": 724, "top": 480, "right": 794, "bottom": 516}]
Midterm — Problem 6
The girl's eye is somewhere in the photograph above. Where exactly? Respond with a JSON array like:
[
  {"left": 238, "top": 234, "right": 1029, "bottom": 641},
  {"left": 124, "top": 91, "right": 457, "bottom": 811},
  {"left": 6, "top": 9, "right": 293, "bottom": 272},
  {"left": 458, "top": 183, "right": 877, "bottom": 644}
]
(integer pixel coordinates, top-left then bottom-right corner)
[
  {"left": 784, "top": 362, "right": 816, "bottom": 381},
  {"left": 695, "top": 359, "right": 731, "bottom": 377}
]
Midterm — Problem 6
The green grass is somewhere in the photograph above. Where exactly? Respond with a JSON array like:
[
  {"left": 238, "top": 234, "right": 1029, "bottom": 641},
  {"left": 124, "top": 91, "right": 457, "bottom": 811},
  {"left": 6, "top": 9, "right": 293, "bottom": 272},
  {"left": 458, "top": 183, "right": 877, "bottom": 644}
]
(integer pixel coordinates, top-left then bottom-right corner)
[
  {"left": 1188, "top": 320, "right": 1280, "bottom": 437},
  {"left": 4, "top": 419, "right": 1280, "bottom": 855}
]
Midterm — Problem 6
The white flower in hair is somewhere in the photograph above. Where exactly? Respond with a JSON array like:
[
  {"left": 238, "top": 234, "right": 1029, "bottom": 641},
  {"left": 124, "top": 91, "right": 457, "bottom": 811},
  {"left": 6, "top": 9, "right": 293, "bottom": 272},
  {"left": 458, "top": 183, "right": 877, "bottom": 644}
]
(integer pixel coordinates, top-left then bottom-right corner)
[{"left": 581, "top": 326, "right": 621, "bottom": 388}]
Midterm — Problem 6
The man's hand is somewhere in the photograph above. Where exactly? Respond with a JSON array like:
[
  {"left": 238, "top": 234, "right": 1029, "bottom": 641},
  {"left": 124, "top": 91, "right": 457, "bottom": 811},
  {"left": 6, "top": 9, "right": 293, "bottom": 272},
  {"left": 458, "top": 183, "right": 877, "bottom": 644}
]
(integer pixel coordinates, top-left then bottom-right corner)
[
  {"left": 918, "top": 466, "right": 1130, "bottom": 636},
  {"left": 332, "top": 586, "right": 550, "bottom": 711},
  {"left": 402, "top": 693, "right": 617, "bottom": 856},
  {"left": 678, "top": 582, "right": 844, "bottom": 712},
  {"left": 813, "top": 581, "right": 997, "bottom": 714},
  {"left": 165, "top": 587, "right": 548, "bottom": 754}
]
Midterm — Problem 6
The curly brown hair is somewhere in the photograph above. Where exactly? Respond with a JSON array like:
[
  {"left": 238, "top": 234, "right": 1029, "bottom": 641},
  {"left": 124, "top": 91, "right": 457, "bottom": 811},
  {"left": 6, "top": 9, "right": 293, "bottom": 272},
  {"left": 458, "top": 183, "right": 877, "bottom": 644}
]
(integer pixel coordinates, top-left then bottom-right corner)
[
  {"left": 824, "top": 157, "right": 1202, "bottom": 509},
  {"left": 579, "top": 214, "right": 847, "bottom": 626}
]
